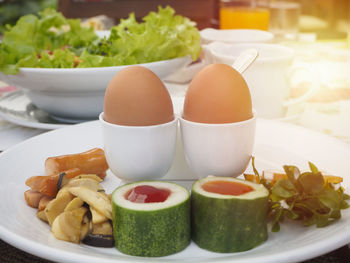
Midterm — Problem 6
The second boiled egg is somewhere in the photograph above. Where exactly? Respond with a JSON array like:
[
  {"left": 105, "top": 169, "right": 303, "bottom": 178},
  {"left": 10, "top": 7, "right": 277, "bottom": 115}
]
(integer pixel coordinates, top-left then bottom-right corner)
[{"left": 183, "top": 64, "right": 253, "bottom": 124}]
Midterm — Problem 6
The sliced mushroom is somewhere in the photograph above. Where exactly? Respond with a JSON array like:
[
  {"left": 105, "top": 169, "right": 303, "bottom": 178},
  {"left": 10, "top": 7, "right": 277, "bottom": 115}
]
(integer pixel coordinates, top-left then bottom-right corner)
[
  {"left": 59, "top": 207, "right": 88, "bottom": 243},
  {"left": 45, "top": 190, "right": 74, "bottom": 225},
  {"left": 56, "top": 187, "right": 73, "bottom": 198},
  {"left": 90, "top": 206, "right": 108, "bottom": 224},
  {"left": 64, "top": 178, "right": 104, "bottom": 192},
  {"left": 68, "top": 187, "right": 112, "bottom": 219},
  {"left": 74, "top": 174, "right": 103, "bottom": 183},
  {"left": 80, "top": 215, "right": 91, "bottom": 240},
  {"left": 92, "top": 221, "right": 113, "bottom": 235},
  {"left": 64, "top": 197, "right": 84, "bottom": 212},
  {"left": 51, "top": 213, "right": 70, "bottom": 242},
  {"left": 36, "top": 210, "right": 48, "bottom": 223}
]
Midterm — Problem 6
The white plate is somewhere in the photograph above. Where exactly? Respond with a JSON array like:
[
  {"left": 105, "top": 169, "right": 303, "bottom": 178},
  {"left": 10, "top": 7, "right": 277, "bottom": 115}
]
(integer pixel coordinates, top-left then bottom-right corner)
[
  {"left": 0, "top": 119, "right": 349, "bottom": 263},
  {"left": 0, "top": 91, "right": 71, "bottom": 130}
]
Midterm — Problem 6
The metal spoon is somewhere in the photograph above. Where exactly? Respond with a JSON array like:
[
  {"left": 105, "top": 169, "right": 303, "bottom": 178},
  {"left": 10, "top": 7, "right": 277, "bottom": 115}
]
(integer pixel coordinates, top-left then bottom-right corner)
[{"left": 232, "top": 48, "right": 259, "bottom": 74}]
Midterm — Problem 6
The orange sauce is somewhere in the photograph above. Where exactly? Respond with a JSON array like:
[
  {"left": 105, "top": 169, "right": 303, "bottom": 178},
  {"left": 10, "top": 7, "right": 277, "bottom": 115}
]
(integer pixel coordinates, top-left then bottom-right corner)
[{"left": 202, "top": 180, "right": 253, "bottom": 196}]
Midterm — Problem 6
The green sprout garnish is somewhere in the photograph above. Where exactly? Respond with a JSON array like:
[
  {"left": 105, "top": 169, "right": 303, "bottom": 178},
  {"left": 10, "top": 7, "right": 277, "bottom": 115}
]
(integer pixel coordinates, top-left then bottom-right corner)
[{"left": 249, "top": 157, "right": 350, "bottom": 232}]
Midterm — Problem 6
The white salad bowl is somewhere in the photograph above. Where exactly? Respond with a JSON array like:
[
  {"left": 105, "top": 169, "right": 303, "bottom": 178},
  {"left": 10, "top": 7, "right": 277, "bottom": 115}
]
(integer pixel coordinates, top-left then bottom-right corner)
[{"left": 0, "top": 56, "right": 192, "bottom": 122}]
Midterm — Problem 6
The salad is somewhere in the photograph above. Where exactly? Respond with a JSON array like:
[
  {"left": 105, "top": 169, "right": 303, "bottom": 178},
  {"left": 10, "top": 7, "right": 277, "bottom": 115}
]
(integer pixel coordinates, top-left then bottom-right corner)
[{"left": 0, "top": 6, "right": 201, "bottom": 74}]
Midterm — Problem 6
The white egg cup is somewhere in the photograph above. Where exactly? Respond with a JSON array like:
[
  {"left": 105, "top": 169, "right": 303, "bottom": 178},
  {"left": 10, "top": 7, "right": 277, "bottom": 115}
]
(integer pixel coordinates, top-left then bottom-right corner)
[
  {"left": 99, "top": 113, "right": 178, "bottom": 182},
  {"left": 179, "top": 111, "right": 256, "bottom": 178}
]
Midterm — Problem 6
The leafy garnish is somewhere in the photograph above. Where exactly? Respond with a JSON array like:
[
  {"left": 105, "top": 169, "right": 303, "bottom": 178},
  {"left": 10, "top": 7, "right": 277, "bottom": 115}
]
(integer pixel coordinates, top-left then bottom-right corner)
[{"left": 246, "top": 158, "right": 350, "bottom": 232}]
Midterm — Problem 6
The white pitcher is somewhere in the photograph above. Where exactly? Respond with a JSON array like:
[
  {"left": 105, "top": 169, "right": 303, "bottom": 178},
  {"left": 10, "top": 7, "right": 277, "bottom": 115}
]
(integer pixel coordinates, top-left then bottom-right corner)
[{"left": 202, "top": 42, "right": 318, "bottom": 119}]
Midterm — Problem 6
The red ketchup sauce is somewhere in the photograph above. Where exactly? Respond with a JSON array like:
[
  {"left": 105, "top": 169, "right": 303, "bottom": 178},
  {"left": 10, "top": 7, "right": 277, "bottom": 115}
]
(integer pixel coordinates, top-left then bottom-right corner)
[
  {"left": 202, "top": 180, "right": 254, "bottom": 196},
  {"left": 126, "top": 185, "right": 171, "bottom": 203}
]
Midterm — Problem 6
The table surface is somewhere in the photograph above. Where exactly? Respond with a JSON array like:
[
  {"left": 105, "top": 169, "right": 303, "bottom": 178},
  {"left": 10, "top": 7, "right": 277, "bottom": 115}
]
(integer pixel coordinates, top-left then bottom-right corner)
[{"left": 1, "top": 76, "right": 350, "bottom": 262}]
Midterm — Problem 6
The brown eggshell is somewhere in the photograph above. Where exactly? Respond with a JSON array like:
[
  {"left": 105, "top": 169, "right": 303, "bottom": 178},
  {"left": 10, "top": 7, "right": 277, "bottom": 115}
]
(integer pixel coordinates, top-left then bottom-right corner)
[
  {"left": 183, "top": 64, "right": 253, "bottom": 123},
  {"left": 104, "top": 66, "right": 174, "bottom": 126}
]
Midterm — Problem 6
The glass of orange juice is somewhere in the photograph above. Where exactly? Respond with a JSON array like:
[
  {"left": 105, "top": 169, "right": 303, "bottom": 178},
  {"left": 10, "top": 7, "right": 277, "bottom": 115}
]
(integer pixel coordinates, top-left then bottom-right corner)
[{"left": 220, "top": 0, "right": 270, "bottom": 30}]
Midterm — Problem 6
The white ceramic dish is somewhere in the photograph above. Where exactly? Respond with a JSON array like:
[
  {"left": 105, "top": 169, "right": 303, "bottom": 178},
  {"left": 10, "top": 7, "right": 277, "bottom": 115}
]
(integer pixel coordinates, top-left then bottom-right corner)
[
  {"left": 0, "top": 90, "right": 70, "bottom": 130},
  {"left": 0, "top": 56, "right": 192, "bottom": 120},
  {"left": 180, "top": 113, "right": 256, "bottom": 178},
  {"left": 200, "top": 28, "right": 274, "bottom": 45},
  {"left": 100, "top": 113, "right": 178, "bottom": 182},
  {"left": 0, "top": 119, "right": 349, "bottom": 263}
]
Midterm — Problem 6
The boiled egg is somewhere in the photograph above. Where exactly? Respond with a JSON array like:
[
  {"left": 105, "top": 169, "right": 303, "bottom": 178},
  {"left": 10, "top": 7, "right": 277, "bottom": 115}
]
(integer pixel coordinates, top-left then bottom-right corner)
[
  {"left": 183, "top": 64, "right": 253, "bottom": 123},
  {"left": 104, "top": 66, "right": 174, "bottom": 126}
]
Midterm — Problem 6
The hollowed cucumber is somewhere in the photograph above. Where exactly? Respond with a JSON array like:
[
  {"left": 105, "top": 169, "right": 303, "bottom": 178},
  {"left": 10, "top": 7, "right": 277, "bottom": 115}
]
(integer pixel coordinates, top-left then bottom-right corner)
[
  {"left": 191, "top": 176, "right": 269, "bottom": 253},
  {"left": 112, "top": 181, "right": 190, "bottom": 257}
]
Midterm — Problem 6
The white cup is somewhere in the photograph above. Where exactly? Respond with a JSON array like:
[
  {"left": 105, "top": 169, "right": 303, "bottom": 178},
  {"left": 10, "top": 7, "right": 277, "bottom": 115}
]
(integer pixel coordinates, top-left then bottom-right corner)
[
  {"left": 203, "top": 42, "right": 318, "bottom": 119},
  {"left": 200, "top": 28, "right": 274, "bottom": 45},
  {"left": 99, "top": 113, "right": 177, "bottom": 182},
  {"left": 179, "top": 112, "right": 256, "bottom": 178}
]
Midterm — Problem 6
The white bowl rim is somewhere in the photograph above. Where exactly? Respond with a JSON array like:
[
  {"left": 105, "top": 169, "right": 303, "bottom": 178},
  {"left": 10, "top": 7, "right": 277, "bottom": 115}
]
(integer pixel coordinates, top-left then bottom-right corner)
[
  {"left": 17, "top": 56, "right": 190, "bottom": 74},
  {"left": 200, "top": 28, "right": 274, "bottom": 43},
  {"left": 179, "top": 109, "right": 257, "bottom": 127},
  {"left": 99, "top": 112, "right": 178, "bottom": 129},
  {"left": 209, "top": 42, "right": 294, "bottom": 62}
]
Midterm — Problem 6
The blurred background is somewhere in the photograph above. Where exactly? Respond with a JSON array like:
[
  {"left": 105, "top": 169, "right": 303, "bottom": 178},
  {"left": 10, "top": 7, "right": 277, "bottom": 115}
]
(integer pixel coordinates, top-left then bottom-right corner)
[
  {"left": 0, "top": 0, "right": 57, "bottom": 34},
  {"left": 0, "top": 0, "right": 349, "bottom": 39},
  {"left": 1, "top": 0, "right": 350, "bottom": 141}
]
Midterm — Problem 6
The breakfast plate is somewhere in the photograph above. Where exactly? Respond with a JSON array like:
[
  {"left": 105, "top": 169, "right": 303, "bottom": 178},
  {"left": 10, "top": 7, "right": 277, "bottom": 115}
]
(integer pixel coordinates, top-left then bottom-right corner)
[{"left": 0, "top": 119, "right": 349, "bottom": 263}]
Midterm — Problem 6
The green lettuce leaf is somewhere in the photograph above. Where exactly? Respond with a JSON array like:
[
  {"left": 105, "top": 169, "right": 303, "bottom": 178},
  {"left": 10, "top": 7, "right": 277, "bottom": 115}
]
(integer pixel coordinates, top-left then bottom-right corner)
[
  {"left": 39, "top": 49, "right": 77, "bottom": 68},
  {"left": 106, "top": 6, "right": 201, "bottom": 63},
  {"left": 0, "top": 6, "right": 201, "bottom": 74},
  {"left": 0, "top": 8, "right": 96, "bottom": 73}
]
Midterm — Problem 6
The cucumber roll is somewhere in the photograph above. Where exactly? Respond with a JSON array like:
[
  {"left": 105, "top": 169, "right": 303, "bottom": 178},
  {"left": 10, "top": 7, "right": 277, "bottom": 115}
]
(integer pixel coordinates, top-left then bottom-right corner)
[
  {"left": 191, "top": 176, "right": 269, "bottom": 253},
  {"left": 112, "top": 181, "right": 190, "bottom": 257}
]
